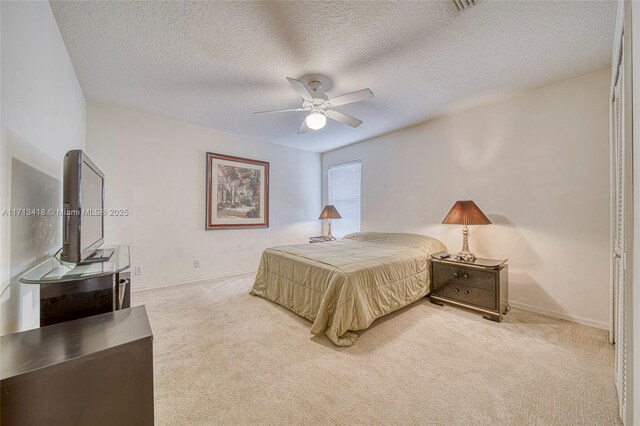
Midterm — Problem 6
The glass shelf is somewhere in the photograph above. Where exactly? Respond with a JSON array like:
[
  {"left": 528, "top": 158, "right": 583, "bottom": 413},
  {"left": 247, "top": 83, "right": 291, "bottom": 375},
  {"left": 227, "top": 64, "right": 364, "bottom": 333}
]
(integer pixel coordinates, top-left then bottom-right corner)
[{"left": 20, "top": 245, "right": 130, "bottom": 284}]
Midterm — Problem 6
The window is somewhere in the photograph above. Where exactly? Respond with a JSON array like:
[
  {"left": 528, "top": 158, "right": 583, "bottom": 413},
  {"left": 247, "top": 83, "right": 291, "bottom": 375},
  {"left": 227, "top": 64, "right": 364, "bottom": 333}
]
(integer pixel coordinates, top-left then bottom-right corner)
[{"left": 328, "top": 161, "right": 361, "bottom": 238}]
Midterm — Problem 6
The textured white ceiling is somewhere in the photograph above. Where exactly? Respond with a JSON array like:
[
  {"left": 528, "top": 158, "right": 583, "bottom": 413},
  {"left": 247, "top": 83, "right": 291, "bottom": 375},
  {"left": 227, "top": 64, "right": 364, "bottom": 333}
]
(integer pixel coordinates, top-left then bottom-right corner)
[{"left": 51, "top": 1, "right": 616, "bottom": 153}]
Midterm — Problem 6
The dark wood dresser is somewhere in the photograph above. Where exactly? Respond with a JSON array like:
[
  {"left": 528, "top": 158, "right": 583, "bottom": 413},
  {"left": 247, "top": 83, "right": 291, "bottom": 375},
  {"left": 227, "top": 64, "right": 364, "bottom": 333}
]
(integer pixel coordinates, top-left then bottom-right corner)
[
  {"left": 430, "top": 256, "right": 509, "bottom": 322},
  {"left": 1, "top": 306, "right": 154, "bottom": 425}
]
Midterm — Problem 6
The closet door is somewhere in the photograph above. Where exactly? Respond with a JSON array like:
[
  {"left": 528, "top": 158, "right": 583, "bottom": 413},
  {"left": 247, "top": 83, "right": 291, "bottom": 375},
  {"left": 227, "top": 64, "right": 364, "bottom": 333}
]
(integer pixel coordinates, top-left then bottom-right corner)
[
  {"left": 611, "top": 5, "right": 633, "bottom": 422},
  {"left": 613, "top": 70, "right": 628, "bottom": 422}
]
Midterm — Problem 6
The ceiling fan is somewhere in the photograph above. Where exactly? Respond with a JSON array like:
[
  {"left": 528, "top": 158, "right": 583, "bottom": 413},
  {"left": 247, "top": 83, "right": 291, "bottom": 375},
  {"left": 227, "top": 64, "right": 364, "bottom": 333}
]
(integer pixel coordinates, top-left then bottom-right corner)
[{"left": 254, "top": 77, "right": 374, "bottom": 134}]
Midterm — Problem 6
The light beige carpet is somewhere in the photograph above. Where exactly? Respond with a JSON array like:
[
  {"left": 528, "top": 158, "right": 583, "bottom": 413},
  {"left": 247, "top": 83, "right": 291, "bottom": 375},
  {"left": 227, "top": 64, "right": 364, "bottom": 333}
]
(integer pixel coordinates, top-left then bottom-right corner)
[{"left": 133, "top": 273, "right": 620, "bottom": 425}]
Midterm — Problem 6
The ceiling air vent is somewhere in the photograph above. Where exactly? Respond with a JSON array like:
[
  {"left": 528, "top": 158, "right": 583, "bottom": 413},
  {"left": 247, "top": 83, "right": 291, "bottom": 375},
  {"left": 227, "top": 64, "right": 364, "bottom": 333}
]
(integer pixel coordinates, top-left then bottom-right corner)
[{"left": 451, "top": 0, "right": 480, "bottom": 13}]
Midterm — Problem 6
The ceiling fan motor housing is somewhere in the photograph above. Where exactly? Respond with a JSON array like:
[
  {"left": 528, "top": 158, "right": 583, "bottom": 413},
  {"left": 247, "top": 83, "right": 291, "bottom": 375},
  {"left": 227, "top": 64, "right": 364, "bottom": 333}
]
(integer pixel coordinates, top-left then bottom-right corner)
[{"left": 308, "top": 80, "right": 322, "bottom": 92}]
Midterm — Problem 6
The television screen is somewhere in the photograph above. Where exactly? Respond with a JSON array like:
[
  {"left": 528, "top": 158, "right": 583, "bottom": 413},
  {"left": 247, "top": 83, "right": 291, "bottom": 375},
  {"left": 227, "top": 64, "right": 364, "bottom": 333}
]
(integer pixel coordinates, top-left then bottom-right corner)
[
  {"left": 61, "top": 150, "right": 105, "bottom": 264},
  {"left": 80, "top": 160, "right": 104, "bottom": 252}
]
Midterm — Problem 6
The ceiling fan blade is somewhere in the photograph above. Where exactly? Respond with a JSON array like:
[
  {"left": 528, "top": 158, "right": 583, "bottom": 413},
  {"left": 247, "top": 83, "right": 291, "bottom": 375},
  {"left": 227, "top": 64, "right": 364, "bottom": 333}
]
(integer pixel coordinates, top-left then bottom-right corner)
[
  {"left": 326, "top": 110, "right": 363, "bottom": 128},
  {"left": 328, "top": 88, "right": 374, "bottom": 107},
  {"left": 254, "top": 108, "right": 306, "bottom": 115},
  {"left": 297, "top": 119, "right": 309, "bottom": 134},
  {"left": 287, "top": 77, "right": 314, "bottom": 102}
]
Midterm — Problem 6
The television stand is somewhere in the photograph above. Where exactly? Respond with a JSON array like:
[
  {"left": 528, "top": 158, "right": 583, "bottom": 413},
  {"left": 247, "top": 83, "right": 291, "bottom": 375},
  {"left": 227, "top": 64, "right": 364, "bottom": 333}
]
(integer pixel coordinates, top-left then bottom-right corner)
[
  {"left": 80, "top": 248, "right": 115, "bottom": 264},
  {"left": 19, "top": 245, "right": 131, "bottom": 327}
]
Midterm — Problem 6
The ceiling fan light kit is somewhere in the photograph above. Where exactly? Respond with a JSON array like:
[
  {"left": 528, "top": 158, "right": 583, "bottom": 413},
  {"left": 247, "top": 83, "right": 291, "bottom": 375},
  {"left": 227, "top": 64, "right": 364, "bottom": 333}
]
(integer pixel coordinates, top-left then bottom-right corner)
[
  {"left": 305, "top": 111, "right": 327, "bottom": 130},
  {"left": 254, "top": 75, "right": 374, "bottom": 134}
]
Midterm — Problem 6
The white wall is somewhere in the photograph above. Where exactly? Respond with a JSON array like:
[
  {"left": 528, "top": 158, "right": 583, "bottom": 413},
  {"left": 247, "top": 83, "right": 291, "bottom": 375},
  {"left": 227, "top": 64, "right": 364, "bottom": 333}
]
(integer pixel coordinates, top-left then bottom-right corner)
[
  {"left": 322, "top": 69, "right": 611, "bottom": 329},
  {"left": 85, "top": 103, "right": 321, "bottom": 290},
  {"left": 0, "top": 1, "right": 86, "bottom": 334}
]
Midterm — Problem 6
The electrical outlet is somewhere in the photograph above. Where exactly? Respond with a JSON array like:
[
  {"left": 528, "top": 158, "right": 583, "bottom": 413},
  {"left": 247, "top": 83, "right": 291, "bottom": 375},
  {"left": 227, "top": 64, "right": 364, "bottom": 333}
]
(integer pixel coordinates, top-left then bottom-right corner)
[
  {"left": 194, "top": 260, "right": 200, "bottom": 268},
  {"left": 134, "top": 266, "right": 143, "bottom": 276}
]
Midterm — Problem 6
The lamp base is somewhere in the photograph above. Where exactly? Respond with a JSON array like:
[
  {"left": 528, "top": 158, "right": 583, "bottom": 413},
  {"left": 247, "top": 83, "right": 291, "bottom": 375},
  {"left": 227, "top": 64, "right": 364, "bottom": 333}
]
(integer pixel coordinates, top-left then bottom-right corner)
[
  {"left": 456, "top": 225, "right": 476, "bottom": 262},
  {"left": 323, "top": 219, "right": 336, "bottom": 242},
  {"left": 455, "top": 251, "right": 476, "bottom": 262}
]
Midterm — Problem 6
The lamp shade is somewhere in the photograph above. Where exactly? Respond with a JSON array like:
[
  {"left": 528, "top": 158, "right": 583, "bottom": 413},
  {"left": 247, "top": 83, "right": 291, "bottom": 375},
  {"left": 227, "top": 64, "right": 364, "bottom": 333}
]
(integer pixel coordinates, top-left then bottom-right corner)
[
  {"left": 442, "top": 200, "right": 491, "bottom": 225},
  {"left": 319, "top": 205, "right": 342, "bottom": 220}
]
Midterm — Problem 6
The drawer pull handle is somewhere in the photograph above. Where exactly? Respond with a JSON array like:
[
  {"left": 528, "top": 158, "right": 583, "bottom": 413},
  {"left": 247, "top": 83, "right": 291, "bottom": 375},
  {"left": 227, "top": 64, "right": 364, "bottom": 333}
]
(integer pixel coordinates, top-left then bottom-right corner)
[
  {"left": 453, "top": 272, "right": 459, "bottom": 278},
  {"left": 454, "top": 288, "right": 460, "bottom": 293},
  {"left": 464, "top": 290, "right": 470, "bottom": 295},
  {"left": 463, "top": 273, "right": 469, "bottom": 279}
]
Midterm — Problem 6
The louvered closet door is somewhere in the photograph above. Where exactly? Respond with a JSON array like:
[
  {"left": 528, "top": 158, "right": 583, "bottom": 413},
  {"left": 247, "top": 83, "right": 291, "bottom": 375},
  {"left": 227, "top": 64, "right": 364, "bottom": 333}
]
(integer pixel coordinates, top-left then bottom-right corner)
[
  {"left": 611, "top": 25, "right": 635, "bottom": 419},
  {"left": 613, "top": 74, "right": 627, "bottom": 421},
  {"left": 611, "top": 5, "right": 634, "bottom": 422}
]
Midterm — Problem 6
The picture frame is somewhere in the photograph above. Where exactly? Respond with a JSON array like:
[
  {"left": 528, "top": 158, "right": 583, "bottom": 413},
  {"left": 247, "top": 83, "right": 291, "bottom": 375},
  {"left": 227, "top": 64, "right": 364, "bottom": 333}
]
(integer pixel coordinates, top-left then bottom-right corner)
[{"left": 205, "top": 152, "right": 269, "bottom": 229}]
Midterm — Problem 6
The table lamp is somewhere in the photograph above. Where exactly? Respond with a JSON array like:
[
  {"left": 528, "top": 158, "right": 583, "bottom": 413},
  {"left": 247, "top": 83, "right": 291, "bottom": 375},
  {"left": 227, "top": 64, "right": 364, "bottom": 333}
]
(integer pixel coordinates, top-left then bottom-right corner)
[
  {"left": 319, "top": 205, "right": 341, "bottom": 241},
  {"left": 442, "top": 200, "right": 491, "bottom": 262}
]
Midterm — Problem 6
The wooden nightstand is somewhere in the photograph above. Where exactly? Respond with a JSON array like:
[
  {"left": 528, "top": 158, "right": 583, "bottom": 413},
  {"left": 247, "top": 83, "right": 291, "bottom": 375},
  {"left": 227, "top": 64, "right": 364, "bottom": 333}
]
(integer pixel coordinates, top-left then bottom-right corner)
[{"left": 430, "top": 255, "right": 510, "bottom": 322}]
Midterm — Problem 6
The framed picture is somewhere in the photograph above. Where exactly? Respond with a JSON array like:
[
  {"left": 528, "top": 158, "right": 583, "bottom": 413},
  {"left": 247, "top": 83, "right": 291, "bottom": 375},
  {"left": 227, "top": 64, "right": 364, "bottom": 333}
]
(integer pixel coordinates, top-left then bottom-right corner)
[{"left": 206, "top": 153, "right": 269, "bottom": 229}]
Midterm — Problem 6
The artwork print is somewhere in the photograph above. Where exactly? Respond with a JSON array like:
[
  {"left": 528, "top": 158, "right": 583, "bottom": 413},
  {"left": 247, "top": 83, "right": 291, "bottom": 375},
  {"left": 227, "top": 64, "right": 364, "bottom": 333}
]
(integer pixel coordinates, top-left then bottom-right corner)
[{"left": 206, "top": 153, "right": 269, "bottom": 229}]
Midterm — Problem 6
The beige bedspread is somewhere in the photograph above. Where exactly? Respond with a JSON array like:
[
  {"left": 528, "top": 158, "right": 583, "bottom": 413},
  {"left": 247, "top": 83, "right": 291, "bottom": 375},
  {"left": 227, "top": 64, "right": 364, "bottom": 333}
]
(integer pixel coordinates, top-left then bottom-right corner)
[{"left": 250, "top": 232, "right": 446, "bottom": 346}]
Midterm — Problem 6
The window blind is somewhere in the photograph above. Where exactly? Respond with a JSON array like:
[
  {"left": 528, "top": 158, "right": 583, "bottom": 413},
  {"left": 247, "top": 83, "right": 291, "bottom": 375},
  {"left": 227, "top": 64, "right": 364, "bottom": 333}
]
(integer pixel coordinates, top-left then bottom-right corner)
[{"left": 327, "top": 161, "right": 361, "bottom": 238}]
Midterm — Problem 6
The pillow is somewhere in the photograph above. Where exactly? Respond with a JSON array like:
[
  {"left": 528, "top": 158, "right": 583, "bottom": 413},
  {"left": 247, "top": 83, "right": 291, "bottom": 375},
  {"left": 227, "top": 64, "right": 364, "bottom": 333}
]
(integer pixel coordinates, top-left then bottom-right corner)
[{"left": 342, "top": 232, "right": 447, "bottom": 254}]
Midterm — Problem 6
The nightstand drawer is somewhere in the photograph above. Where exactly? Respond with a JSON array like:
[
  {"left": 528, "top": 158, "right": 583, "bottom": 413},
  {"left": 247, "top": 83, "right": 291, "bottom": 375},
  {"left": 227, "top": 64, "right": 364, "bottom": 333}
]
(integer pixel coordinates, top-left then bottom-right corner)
[
  {"left": 432, "top": 282, "right": 496, "bottom": 311},
  {"left": 432, "top": 262, "right": 497, "bottom": 292}
]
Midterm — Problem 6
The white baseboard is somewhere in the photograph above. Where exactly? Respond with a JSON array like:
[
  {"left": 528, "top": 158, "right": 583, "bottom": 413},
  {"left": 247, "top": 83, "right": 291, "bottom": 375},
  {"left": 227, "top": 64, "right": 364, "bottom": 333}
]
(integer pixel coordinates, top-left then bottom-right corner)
[
  {"left": 509, "top": 300, "right": 609, "bottom": 331},
  {"left": 131, "top": 269, "right": 257, "bottom": 293}
]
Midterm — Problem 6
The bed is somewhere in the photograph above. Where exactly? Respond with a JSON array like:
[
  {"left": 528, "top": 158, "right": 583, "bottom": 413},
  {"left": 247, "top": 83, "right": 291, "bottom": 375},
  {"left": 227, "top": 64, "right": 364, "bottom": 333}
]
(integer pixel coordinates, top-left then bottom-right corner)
[{"left": 250, "top": 232, "right": 447, "bottom": 346}]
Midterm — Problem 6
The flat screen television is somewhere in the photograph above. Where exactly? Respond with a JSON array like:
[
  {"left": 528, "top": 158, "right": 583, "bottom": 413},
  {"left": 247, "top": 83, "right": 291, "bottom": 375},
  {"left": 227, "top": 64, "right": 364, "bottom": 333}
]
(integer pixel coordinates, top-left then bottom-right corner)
[{"left": 61, "top": 150, "right": 112, "bottom": 264}]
